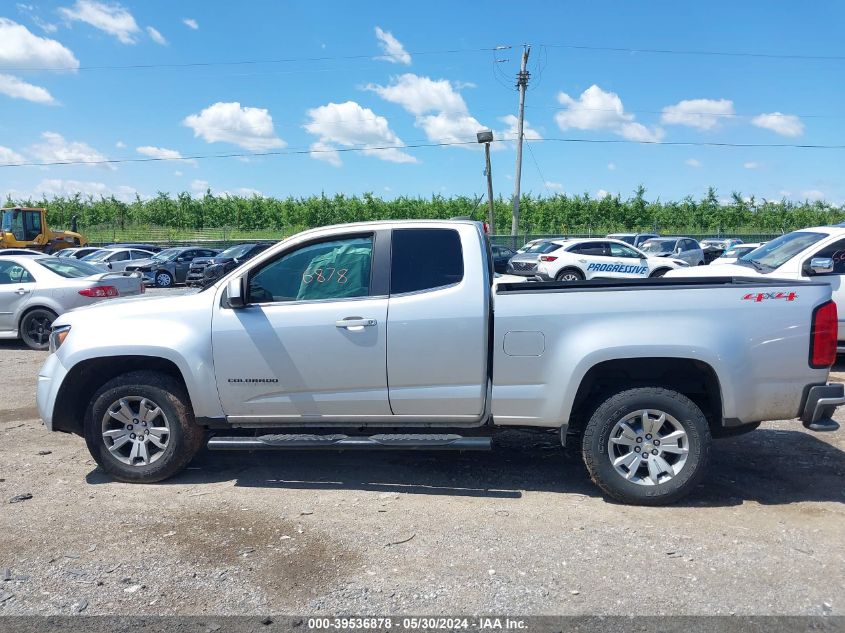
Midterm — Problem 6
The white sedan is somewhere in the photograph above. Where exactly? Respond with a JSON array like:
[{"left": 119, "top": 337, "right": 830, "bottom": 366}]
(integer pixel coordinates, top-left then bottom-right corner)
[
  {"left": 0, "top": 255, "right": 144, "bottom": 350},
  {"left": 81, "top": 247, "right": 156, "bottom": 272},
  {"left": 535, "top": 238, "right": 689, "bottom": 282}
]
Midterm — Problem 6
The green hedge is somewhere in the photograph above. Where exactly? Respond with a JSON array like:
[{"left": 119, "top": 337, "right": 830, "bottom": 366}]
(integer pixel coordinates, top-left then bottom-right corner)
[{"left": 6, "top": 186, "right": 843, "bottom": 236}]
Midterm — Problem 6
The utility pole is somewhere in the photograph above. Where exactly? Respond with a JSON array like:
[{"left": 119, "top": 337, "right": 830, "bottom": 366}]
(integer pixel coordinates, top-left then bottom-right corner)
[
  {"left": 484, "top": 139, "right": 495, "bottom": 235},
  {"left": 510, "top": 44, "right": 530, "bottom": 236}
]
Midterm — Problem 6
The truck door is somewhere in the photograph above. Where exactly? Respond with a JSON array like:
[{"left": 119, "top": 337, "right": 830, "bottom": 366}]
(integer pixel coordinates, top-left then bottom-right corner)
[
  {"left": 386, "top": 227, "right": 488, "bottom": 421},
  {"left": 211, "top": 231, "right": 392, "bottom": 421},
  {"left": 0, "top": 261, "right": 35, "bottom": 332}
]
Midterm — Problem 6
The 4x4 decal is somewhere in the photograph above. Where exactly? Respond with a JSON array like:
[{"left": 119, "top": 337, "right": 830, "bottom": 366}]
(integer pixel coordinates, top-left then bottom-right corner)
[{"left": 742, "top": 291, "right": 798, "bottom": 302}]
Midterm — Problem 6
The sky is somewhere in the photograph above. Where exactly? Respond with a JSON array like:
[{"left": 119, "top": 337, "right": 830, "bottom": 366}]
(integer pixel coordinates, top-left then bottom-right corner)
[{"left": 1, "top": 0, "right": 844, "bottom": 205}]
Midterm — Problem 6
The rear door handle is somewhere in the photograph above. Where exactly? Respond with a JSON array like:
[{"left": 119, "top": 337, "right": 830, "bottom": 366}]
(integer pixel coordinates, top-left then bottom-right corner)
[
  {"left": 336, "top": 317, "right": 377, "bottom": 329},
  {"left": 16, "top": 288, "right": 30, "bottom": 295}
]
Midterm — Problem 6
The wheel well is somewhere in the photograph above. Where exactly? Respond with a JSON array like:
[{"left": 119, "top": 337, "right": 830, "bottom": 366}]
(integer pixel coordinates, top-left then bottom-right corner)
[
  {"left": 19, "top": 305, "right": 58, "bottom": 328},
  {"left": 569, "top": 357, "right": 723, "bottom": 434},
  {"left": 52, "top": 356, "right": 189, "bottom": 435},
  {"left": 556, "top": 267, "right": 583, "bottom": 279},
  {"left": 649, "top": 267, "right": 671, "bottom": 278}
]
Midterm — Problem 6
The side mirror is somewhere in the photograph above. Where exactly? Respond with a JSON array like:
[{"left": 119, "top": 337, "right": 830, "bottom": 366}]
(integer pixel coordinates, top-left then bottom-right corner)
[
  {"left": 809, "top": 257, "right": 834, "bottom": 275},
  {"left": 107, "top": 262, "right": 113, "bottom": 269},
  {"left": 226, "top": 276, "right": 246, "bottom": 308}
]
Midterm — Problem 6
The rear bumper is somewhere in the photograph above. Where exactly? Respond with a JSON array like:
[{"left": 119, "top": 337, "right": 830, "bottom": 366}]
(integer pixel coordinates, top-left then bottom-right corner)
[{"left": 800, "top": 383, "right": 844, "bottom": 431}]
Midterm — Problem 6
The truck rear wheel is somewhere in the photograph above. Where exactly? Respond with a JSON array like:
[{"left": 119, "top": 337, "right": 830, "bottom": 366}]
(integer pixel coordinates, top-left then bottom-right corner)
[
  {"left": 84, "top": 371, "right": 204, "bottom": 483},
  {"left": 581, "top": 387, "right": 711, "bottom": 505}
]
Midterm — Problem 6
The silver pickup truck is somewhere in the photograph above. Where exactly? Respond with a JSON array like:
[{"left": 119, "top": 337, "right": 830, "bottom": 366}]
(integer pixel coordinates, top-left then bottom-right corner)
[{"left": 36, "top": 220, "right": 843, "bottom": 505}]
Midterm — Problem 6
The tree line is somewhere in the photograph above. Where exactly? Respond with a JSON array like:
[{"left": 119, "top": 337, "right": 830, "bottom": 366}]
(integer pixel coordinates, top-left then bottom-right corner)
[{"left": 6, "top": 186, "right": 843, "bottom": 236}]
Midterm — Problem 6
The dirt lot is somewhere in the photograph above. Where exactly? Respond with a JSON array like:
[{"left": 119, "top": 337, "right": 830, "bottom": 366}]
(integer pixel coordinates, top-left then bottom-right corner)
[{"left": 0, "top": 311, "right": 843, "bottom": 616}]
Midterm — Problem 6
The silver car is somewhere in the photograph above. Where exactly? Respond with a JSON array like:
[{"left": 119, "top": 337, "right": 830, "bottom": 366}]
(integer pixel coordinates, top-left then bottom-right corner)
[
  {"left": 639, "top": 237, "right": 705, "bottom": 266},
  {"left": 82, "top": 247, "right": 156, "bottom": 272},
  {"left": 0, "top": 255, "right": 144, "bottom": 350},
  {"left": 506, "top": 239, "right": 563, "bottom": 276}
]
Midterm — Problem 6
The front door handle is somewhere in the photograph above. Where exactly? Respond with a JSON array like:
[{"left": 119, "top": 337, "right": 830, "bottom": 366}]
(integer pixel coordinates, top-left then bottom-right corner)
[
  {"left": 336, "top": 317, "right": 377, "bottom": 329},
  {"left": 16, "top": 288, "right": 30, "bottom": 295}
]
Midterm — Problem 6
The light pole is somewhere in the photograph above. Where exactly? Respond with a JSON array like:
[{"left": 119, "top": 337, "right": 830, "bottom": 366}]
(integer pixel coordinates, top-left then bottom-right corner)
[{"left": 477, "top": 129, "right": 495, "bottom": 235}]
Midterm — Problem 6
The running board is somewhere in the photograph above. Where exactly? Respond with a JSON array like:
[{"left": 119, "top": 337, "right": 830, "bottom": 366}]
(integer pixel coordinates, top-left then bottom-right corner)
[{"left": 207, "top": 433, "right": 491, "bottom": 451}]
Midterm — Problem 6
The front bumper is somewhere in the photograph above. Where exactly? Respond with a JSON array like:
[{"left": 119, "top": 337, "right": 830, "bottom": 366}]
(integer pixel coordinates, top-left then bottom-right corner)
[
  {"left": 36, "top": 352, "right": 69, "bottom": 432},
  {"left": 800, "top": 383, "right": 844, "bottom": 432}
]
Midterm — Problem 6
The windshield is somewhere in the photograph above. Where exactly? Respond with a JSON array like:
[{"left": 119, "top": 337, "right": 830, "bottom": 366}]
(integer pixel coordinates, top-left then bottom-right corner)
[
  {"left": 524, "top": 241, "right": 559, "bottom": 254},
  {"left": 608, "top": 234, "right": 634, "bottom": 245},
  {"left": 218, "top": 244, "right": 252, "bottom": 259},
  {"left": 83, "top": 250, "right": 119, "bottom": 263},
  {"left": 37, "top": 257, "right": 104, "bottom": 278},
  {"left": 151, "top": 248, "right": 182, "bottom": 262},
  {"left": 723, "top": 246, "right": 753, "bottom": 258},
  {"left": 640, "top": 239, "right": 677, "bottom": 253},
  {"left": 739, "top": 231, "right": 826, "bottom": 271}
]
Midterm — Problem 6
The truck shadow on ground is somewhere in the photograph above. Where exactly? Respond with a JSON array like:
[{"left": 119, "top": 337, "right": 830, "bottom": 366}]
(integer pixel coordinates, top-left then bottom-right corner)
[{"left": 85, "top": 427, "right": 845, "bottom": 507}]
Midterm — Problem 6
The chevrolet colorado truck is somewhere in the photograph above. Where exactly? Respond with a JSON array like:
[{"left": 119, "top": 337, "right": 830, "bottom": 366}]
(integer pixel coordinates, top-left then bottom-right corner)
[{"left": 36, "top": 220, "right": 844, "bottom": 505}]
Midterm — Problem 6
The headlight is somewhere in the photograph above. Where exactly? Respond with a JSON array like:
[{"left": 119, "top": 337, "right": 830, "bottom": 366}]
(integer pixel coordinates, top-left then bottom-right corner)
[
  {"left": 49, "top": 325, "right": 71, "bottom": 353},
  {"left": 672, "top": 259, "right": 690, "bottom": 266}
]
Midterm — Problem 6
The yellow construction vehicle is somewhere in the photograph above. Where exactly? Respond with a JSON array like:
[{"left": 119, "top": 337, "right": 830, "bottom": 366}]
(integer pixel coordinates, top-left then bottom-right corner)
[{"left": 0, "top": 207, "right": 87, "bottom": 253}]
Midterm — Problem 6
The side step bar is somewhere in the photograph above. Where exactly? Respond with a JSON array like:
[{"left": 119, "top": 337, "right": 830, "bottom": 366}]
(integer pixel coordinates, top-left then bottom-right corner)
[{"left": 207, "top": 433, "right": 492, "bottom": 451}]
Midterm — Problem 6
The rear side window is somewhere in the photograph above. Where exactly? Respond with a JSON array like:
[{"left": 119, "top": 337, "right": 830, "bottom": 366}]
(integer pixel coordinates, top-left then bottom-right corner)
[
  {"left": 570, "top": 242, "right": 608, "bottom": 257},
  {"left": 391, "top": 228, "right": 463, "bottom": 294}
]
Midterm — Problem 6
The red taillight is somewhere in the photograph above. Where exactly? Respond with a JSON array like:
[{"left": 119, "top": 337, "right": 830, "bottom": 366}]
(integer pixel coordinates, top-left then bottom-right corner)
[
  {"left": 810, "top": 300, "right": 837, "bottom": 368},
  {"left": 79, "top": 285, "right": 119, "bottom": 298},
  {"left": 482, "top": 221, "right": 490, "bottom": 234},
  {"left": 539, "top": 255, "right": 558, "bottom": 262}
]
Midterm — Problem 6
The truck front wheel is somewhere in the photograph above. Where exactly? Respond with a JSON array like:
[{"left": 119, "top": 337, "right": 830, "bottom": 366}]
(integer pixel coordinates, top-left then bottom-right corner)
[
  {"left": 581, "top": 387, "right": 711, "bottom": 505},
  {"left": 84, "top": 371, "right": 204, "bottom": 483}
]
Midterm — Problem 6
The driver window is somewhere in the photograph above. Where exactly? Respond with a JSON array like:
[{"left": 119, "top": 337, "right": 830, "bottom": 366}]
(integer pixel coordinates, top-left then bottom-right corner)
[
  {"left": 810, "top": 239, "right": 845, "bottom": 274},
  {"left": 248, "top": 235, "right": 373, "bottom": 303},
  {"left": 0, "top": 261, "right": 34, "bottom": 284},
  {"left": 609, "top": 243, "right": 640, "bottom": 258}
]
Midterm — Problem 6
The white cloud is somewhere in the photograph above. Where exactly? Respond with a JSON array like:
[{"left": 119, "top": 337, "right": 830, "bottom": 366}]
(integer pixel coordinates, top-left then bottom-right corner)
[
  {"left": 59, "top": 0, "right": 140, "bottom": 44},
  {"left": 596, "top": 189, "right": 610, "bottom": 199},
  {"left": 661, "top": 98, "right": 734, "bottom": 130},
  {"left": 685, "top": 158, "right": 702, "bottom": 168},
  {"left": 190, "top": 179, "right": 209, "bottom": 195},
  {"left": 173, "top": 170, "right": 183, "bottom": 177},
  {"left": 555, "top": 85, "right": 664, "bottom": 142},
  {"left": 115, "top": 140, "right": 126, "bottom": 148},
  {"left": 29, "top": 131, "right": 113, "bottom": 169},
  {"left": 802, "top": 189, "right": 825, "bottom": 201},
  {"left": 15, "top": 4, "right": 58, "bottom": 33},
  {"left": 136, "top": 145, "right": 195, "bottom": 166},
  {"left": 188, "top": 180, "right": 261, "bottom": 198},
  {"left": 0, "top": 146, "right": 26, "bottom": 165},
  {"left": 145, "top": 26, "right": 166, "bottom": 45},
  {"left": 368, "top": 73, "right": 486, "bottom": 148},
  {"left": 309, "top": 141, "right": 342, "bottom": 167},
  {"left": 304, "top": 100, "right": 417, "bottom": 166},
  {"left": 0, "top": 73, "right": 55, "bottom": 104},
  {"left": 498, "top": 114, "right": 541, "bottom": 141},
  {"left": 182, "top": 18, "right": 198, "bottom": 30},
  {"left": 374, "top": 26, "right": 411, "bottom": 65},
  {"left": 544, "top": 181, "right": 564, "bottom": 191},
  {"left": 607, "top": 162, "right": 616, "bottom": 171},
  {"left": 752, "top": 112, "right": 804, "bottom": 137},
  {"left": 183, "top": 102, "right": 286, "bottom": 151},
  {"left": 10, "top": 178, "right": 139, "bottom": 201},
  {"left": 0, "top": 18, "right": 79, "bottom": 69},
  {"left": 743, "top": 161, "right": 760, "bottom": 169}
]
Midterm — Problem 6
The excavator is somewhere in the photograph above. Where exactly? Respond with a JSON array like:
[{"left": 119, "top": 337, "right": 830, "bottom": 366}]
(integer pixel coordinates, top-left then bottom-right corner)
[{"left": 0, "top": 207, "right": 88, "bottom": 253}]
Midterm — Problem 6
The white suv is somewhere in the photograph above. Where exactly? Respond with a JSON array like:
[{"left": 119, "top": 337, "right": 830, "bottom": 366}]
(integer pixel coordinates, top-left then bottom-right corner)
[
  {"left": 666, "top": 225, "right": 845, "bottom": 350},
  {"left": 535, "top": 238, "right": 688, "bottom": 282}
]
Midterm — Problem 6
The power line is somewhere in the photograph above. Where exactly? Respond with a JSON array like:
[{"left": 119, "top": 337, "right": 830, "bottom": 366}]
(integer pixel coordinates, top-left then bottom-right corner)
[
  {"left": 539, "top": 42, "right": 845, "bottom": 62},
  {"left": 524, "top": 139, "right": 556, "bottom": 196},
  {"left": 4, "top": 135, "right": 845, "bottom": 169},
  {"left": 527, "top": 105, "right": 840, "bottom": 120},
  {"left": 6, "top": 45, "right": 511, "bottom": 73}
]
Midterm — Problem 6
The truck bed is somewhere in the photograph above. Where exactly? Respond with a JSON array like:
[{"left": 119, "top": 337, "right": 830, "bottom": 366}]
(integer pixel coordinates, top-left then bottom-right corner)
[{"left": 495, "top": 275, "right": 827, "bottom": 294}]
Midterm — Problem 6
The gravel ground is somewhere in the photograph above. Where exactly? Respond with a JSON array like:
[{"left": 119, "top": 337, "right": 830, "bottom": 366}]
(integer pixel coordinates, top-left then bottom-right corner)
[{"left": 0, "top": 291, "right": 843, "bottom": 616}]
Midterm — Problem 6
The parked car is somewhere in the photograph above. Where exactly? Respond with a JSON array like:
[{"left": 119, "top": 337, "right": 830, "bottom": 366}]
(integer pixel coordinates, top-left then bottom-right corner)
[
  {"left": 185, "top": 243, "right": 273, "bottom": 287},
  {"left": 506, "top": 239, "right": 561, "bottom": 276},
  {"left": 124, "top": 246, "right": 220, "bottom": 287},
  {"left": 37, "top": 220, "right": 842, "bottom": 505},
  {"left": 107, "top": 243, "right": 162, "bottom": 253},
  {"left": 55, "top": 246, "right": 103, "bottom": 259},
  {"left": 81, "top": 247, "right": 156, "bottom": 272},
  {"left": 710, "top": 243, "right": 762, "bottom": 266},
  {"left": 606, "top": 232, "right": 660, "bottom": 248},
  {"left": 491, "top": 244, "right": 517, "bottom": 274},
  {"left": 0, "top": 255, "right": 144, "bottom": 349},
  {"left": 535, "top": 238, "right": 688, "bottom": 281},
  {"left": 515, "top": 238, "right": 547, "bottom": 254},
  {"left": 639, "top": 237, "right": 705, "bottom": 266},
  {"left": 699, "top": 238, "right": 744, "bottom": 263},
  {"left": 667, "top": 225, "right": 845, "bottom": 351},
  {"left": 0, "top": 248, "right": 43, "bottom": 256}
]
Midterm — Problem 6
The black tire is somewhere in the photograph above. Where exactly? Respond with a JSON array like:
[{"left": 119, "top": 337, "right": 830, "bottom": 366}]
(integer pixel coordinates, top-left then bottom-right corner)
[
  {"left": 582, "top": 387, "right": 711, "bottom": 505},
  {"left": 154, "top": 270, "right": 174, "bottom": 288},
  {"left": 649, "top": 268, "right": 670, "bottom": 278},
  {"left": 84, "top": 370, "right": 204, "bottom": 483},
  {"left": 711, "top": 421, "right": 760, "bottom": 439},
  {"left": 20, "top": 308, "right": 57, "bottom": 350},
  {"left": 555, "top": 268, "right": 584, "bottom": 282}
]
